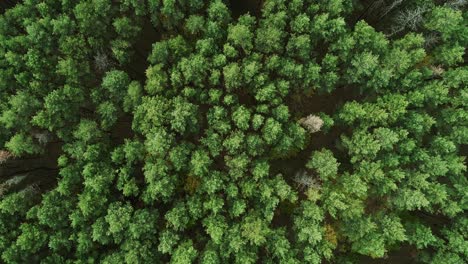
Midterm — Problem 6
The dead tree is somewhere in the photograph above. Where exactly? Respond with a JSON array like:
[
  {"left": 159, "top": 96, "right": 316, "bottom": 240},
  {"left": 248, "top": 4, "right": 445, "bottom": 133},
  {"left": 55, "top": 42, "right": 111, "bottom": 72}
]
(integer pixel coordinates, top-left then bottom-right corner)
[
  {"left": 388, "top": 7, "right": 427, "bottom": 36},
  {"left": 380, "top": 0, "right": 404, "bottom": 19},
  {"left": 446, "top": 0, "right": 467, "bottom": 10},
  {"left": 293, "top": 170, "right": 321, "bottom": 191},
  {"left": 299, "top": 115, "right": 324, "bottom": 133}
]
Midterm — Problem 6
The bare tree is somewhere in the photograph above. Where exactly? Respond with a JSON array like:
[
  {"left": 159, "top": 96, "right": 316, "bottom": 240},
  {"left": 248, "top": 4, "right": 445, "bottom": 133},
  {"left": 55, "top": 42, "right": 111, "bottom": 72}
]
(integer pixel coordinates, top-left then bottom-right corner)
[
  {"left": 446, "top": 0, "right": 467, "bottom": 9},
  {"left": 380, "top": 0, "right": 404, "bottom": 19},
  {"left": 368, "top": 0, "right": 386, "bottom": 15},
  {"left": 430, "top": 65, "right": 445, "bottom": 76},
  {"left": 424, "top": 32, "right": 440, "bottom": 48},
  {"left": 293, "top": 170, "right": 321, "bottom": 191},
  {"left": 94, "top": 50, "right": 113, "bottom": 73},
  {"left": 388, "top": 7, "right": 427, "bottom": 36},
  {"left": 299, "top": 115, "right": 323, "bottom": 133},
  {"left": 33, "top": 131, "right": 51, "bottom": 145}
]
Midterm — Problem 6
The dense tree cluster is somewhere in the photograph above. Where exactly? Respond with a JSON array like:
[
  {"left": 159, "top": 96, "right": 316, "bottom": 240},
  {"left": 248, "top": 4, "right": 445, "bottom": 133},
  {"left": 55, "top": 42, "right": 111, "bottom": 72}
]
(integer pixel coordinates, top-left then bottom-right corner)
[{"left": 0, "top": 0, "right": 466, "bottom": 263}]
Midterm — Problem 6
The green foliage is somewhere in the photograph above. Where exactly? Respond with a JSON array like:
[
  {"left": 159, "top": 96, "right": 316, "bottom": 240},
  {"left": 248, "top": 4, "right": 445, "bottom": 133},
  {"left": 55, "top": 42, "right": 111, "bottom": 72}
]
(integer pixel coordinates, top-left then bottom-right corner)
[
  {"left": 0, "top": 0, "right": 466, "bottom": 263},
  {"left": 5, "top": 133, "right": 41, "bottom": 156},
  {"left": 171, "top": 240, "right": 198, "bottom": 264},
  {"left": 306, "top": 149, "right": 339, "bottom": 180}
]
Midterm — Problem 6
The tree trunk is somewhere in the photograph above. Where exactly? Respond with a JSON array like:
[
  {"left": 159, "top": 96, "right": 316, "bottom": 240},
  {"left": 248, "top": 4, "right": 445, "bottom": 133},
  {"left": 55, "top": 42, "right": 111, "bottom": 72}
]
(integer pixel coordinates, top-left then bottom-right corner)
[{"left": 0, "top": 142, "right": 61, "bottom": 194}]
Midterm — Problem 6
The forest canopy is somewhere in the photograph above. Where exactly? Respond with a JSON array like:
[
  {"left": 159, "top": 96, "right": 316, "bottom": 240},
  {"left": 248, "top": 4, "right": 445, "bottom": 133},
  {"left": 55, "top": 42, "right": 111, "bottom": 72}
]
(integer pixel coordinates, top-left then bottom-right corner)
[{"left": 0, "top": 0, "right": 466, "bottom": 263}]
